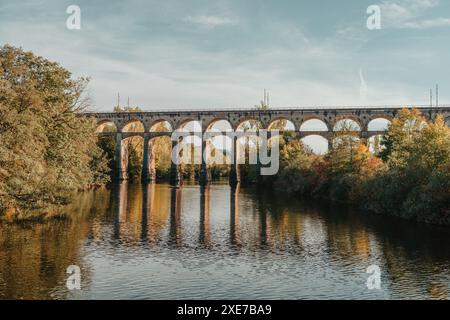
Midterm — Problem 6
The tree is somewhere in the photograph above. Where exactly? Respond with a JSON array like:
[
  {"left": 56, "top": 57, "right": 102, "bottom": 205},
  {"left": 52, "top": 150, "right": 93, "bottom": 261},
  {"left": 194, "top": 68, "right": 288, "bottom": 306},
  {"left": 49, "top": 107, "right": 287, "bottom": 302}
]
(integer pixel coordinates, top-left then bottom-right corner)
[
  {"left": 380, "top": 108, "right": 426, "bottom": 167},
  {"left": 0, "top": 45, "right": 109, "bottom": 218},
  {"left": 361, "top": 109, "right": 450, "bottom": 224}
]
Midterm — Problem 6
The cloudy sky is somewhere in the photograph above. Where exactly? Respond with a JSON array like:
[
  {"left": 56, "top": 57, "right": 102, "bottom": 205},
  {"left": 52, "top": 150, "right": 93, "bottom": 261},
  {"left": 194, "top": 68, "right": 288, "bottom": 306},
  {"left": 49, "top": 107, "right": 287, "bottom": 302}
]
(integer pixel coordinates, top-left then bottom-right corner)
[{"left": 1, "top": 0, "right": 449, "bottom": 111}]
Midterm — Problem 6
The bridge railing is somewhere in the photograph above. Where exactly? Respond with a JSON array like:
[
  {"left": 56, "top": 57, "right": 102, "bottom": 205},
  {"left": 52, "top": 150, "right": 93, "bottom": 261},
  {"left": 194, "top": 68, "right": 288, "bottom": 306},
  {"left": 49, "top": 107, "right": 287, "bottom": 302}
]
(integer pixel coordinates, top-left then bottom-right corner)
[{"left": 82, "top": 104, "right": 450, "bottom": 114}]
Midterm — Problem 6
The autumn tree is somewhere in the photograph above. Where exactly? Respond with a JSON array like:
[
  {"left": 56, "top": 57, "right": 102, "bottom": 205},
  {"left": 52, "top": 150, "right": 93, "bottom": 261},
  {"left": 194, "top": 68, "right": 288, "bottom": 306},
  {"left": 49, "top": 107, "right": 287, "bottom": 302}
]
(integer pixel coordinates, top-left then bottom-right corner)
[{"left": 0, "top": 45, "right": 109, "bottom": 218}]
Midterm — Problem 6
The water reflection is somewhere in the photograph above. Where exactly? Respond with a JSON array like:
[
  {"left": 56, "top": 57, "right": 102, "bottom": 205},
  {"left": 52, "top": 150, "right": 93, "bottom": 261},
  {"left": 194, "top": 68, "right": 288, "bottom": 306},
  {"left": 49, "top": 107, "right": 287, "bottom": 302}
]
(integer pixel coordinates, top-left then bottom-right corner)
[
  {"left": 0, "top": 183, "right": 449, "bottom": 299},
  {"left": 169, "top": 187, "right": 182, "bottom": 246},
  {"left": 230, "top": 185, "right": 241, "bottom": 247},
  {"left": 199, "top": 185, "right": 211, "bottom": 248}
]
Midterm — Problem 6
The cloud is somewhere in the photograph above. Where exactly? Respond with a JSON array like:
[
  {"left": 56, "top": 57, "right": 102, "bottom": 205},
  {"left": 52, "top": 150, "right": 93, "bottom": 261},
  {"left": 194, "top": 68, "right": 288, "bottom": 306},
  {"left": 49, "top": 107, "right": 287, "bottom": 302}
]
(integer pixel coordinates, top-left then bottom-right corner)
[
  {"left": 404, "top": 0, "right": 440, "bottom": 10},
  {"left": 380, "top": 0, "right": 447, "bottom": 29},
  {"left": 182, "top": 15, "right": 237, "bottom": 27},
  {"left": 400, "top": 17, "right": 450, "bottom": 29},
  {"left": 380, "top": 2, "right": 414, "bottom": 23}
]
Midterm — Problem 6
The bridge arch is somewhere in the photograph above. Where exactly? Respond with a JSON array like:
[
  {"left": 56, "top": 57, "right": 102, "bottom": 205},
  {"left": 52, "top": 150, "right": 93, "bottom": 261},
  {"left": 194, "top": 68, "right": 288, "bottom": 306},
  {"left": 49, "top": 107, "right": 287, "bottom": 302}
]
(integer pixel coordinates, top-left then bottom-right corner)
[
  {"left": 367, "top": 118, "right": 391, "bottom": 131},
  {"left": 122, "top": 118, "right": 145, "bottom": 133},
  {"left": 175, "top": 120, "right": 203, "bottom": 159},
  {"left": 96, "top": 119, "right": 118, "bottom": 133},
  {"left": 175, "top": 118, "right": 203, "bottom": 131},
  {"left": 235, "top": 118, "right": 263, "bottom": 131},
  {"left": 118, "top": 135, "right": 145, "bottom": 181},
  {"left": 206, "top": 118, "right": 233, "bottom": 132},
  {"left": 149, "top": 119, "right": 173, "bottom": 132},
  {"left": 333, "top": 118, "right": 362, "bottom": 132},
  {"left": 268, "top": 118, "right": 296, "bottom": 131},
  {"left": 300, "top": 119, "right": 329, "bottom": 132},
  {"left": 332, "top": 134, "right": 361, "bottom": 149},
  {"left": 148, "top": 135, "right": 172, "bottom": 181},
  {"left": 203, "top": 120, "right": 233, "bottom": 170},
  {"left": 301, "top": 135, "right": 329, "bottom": 155}
]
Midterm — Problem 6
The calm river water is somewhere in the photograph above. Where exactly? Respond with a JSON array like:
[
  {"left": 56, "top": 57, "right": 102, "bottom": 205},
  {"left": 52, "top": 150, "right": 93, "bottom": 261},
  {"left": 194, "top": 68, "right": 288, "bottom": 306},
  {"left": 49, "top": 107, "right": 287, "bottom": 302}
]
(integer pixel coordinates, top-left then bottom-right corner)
[{"left": 0, "top": 183, "right": 449, "bottom": 300}]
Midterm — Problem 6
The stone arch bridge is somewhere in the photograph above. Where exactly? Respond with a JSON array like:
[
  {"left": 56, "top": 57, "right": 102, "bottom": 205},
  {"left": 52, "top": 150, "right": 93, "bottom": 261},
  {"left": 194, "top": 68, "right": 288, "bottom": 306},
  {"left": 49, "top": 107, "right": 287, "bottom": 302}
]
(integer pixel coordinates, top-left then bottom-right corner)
[{"left": 84, "top": 106, "right": 450, "bottom": 186}]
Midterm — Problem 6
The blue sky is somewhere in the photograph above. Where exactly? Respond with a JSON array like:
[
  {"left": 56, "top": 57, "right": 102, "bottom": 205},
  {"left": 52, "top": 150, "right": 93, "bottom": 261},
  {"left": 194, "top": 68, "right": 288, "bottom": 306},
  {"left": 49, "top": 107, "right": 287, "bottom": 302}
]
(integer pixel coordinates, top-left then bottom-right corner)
[{"left": 1, "top": 0, "right": 450, "bottom": 111}]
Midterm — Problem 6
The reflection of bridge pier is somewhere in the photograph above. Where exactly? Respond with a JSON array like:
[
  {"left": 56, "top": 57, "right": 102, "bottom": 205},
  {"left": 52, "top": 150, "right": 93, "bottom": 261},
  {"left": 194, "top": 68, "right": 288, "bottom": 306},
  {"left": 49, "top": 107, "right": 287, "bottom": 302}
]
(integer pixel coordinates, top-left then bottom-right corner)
[
  {"left": 113, "top": 183, "right": 128, "bottom": 239},
  {"left": 259, "top": 208, "right": 268, "bottom": 248},
  {"left": 199, "top": 185, "right": 211, "bottom": 246},
  {"left": 141, "top": 183, "right": 155, "bottom": 241},
  {"left": 257, "top": 195, "right": 272, "bottom": 249},
  {"left": 230, "top": 184, "right": 241, "bottom": 246},
  {"left": 169, "top": 187, "right": 182, "bottom": 245}
]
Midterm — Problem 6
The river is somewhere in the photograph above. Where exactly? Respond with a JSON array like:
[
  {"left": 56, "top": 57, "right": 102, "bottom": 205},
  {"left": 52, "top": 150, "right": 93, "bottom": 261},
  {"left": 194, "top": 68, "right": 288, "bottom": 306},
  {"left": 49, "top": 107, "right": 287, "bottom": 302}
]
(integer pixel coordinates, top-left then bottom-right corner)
[{"left": 0, "top": 182, "right": 449, "bottom": 300}]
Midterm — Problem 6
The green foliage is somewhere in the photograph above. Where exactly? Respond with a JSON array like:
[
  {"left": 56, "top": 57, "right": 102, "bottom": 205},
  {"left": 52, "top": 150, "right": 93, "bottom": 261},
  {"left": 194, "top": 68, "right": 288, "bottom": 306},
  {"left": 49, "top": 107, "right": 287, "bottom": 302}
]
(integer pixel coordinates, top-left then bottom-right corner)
[
  {"left": 257, "top": 108, "right": 449, "bottom": 225},
  {"left": 0, "top": 45, "right": 110, "bottom": 218},
  {"left": 360, "top": 110, "right": 450, "bottom": 224},
  {"left": 97, "top": 136, "right": 115, "bottom": 173}
]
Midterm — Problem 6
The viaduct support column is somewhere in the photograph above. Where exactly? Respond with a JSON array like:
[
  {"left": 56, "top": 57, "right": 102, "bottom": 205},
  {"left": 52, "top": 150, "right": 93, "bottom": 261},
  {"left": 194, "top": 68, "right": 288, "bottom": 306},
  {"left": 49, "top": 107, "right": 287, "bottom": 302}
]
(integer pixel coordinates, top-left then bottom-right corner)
[
  {"left": 170, "top": 139, "right": 181, "bottom": 187},
  {"left": 199, "top": 139, "right": 211, "bottom": 186},
  {"left": 327, "top": 133, "right": 333, "bottom": 153},
  {"left": 142, "top": 134, "right": 156, "bottom": 183},
  {"left": 141, "top": 134, "right": 150, "bottom": 183},
  {"left": 229, "top": 136, "right": 240, "bottom": 187},
  {"left": 115, "top": 133, "right": 126, "bottom": 181}
]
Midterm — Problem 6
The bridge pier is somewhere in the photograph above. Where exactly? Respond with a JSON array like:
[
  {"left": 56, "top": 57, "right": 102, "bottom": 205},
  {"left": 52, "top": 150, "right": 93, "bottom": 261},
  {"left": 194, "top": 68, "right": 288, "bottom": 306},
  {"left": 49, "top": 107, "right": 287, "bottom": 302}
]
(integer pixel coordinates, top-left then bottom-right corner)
[
  {"left": 199, "top": 185, "right": 211, "bottom": 245},
  {"left": 170, "top": 139, "right": 182, "bottom": 187},
  {"left": 114, "top": 133, "right": 128, "bottom": 181},
  {"left": 229, "top": 136, "right": 241, "bottom": 186},
  {"left": 142, "top": 134, "right": 156, "bottom": 183},
  {"left": 199, "top": 139, "right": 211, "bottom": 186}
]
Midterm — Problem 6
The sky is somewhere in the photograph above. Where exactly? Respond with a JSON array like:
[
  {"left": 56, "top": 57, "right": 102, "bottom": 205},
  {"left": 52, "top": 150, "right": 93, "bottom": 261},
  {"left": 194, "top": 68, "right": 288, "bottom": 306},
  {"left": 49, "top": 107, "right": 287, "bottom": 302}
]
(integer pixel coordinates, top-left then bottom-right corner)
[{"left": 1, "top": 0, "right": 450, "bottom": 112}]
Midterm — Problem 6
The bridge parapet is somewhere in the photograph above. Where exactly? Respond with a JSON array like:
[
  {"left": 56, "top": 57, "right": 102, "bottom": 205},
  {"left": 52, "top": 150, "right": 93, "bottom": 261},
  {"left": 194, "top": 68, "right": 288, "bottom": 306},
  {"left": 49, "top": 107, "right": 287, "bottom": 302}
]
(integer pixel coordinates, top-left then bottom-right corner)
[{"left": 85, "top": 106, "right": 450, "bottom": 133}]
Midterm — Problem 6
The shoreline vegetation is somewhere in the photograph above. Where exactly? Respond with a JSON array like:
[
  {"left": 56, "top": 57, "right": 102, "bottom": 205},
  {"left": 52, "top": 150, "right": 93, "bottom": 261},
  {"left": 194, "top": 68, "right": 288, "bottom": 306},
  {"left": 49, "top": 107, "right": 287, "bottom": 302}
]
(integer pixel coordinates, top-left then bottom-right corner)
[
  {"left": 0, "top": 45, "right": 110, "bottom": 222},
  {"left": 1, "top": 46, "right": 449, "bottom": 225}
]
